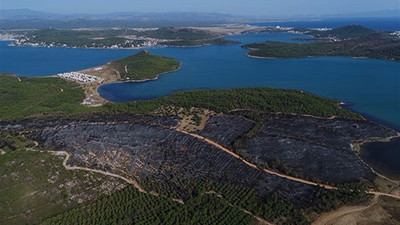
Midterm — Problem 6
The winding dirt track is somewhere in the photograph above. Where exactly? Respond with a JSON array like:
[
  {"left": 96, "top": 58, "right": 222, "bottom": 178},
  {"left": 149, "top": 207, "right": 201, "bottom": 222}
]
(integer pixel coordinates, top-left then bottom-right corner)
[
  {"left": 39, "top": 145, "right": 273, "bottom": 222},
  {"left": 29, "top": 142, "right": 186, "bottom": 203},
  {"left": 27, "top": 124, "right": 400, "bottom": 225},
  {"left": 50, "top": 150, "right": 186, "bottom": 204},
  {"left": 177, "top": 129, "right": 337, "bottom": 190},
  {"left": 53, "top": 151, "right": 146, "bottom": 192},
  {"left": 178, "top": 129, "right": 400, "bottom": 200},
  {"left": 177, "top": 129, "right": 400, "bottom": 225},
  {"left": 29, "top": 123, "right": 400, "bottom": 201}
]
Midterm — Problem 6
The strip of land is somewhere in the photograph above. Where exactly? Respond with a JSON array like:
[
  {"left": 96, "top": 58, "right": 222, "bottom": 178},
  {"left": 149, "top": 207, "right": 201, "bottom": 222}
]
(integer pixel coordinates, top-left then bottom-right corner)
[
  {"left": 243, "top": 25, "right": 400, "bottom": 61},
  {"left": 59, "top": 50, "right": 181, "bottom": 106}
]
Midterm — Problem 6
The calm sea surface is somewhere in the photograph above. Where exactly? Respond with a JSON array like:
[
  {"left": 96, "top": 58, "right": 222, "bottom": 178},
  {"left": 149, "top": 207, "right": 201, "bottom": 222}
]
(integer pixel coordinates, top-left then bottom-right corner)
[
  {"left": 1, "top": 31, "right": 399, "bottom": 177},
  {"left": 361, "top": 137, "right": 400, "bottom": 180}
]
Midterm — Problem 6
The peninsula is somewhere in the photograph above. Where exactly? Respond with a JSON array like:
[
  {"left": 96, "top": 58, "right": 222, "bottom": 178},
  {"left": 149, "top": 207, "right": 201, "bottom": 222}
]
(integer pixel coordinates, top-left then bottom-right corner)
[
  {"left": 55, "top": 50, "right": 181, "bottom": 106},
  {"left": 7, "top": 27, "right": 243, "bottom": 48},
  {"left": 243, "top": 25, "right": 400, "bottom": 61}
]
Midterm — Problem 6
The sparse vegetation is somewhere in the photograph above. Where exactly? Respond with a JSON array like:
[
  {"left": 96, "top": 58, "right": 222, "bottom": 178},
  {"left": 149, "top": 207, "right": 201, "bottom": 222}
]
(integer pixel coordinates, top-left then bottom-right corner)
[
  {"left": 0, "top": 135, "right": 125, "bottom": 225},
  {"left": 0, "top": 74, "right": 89, "bottom": 120}
]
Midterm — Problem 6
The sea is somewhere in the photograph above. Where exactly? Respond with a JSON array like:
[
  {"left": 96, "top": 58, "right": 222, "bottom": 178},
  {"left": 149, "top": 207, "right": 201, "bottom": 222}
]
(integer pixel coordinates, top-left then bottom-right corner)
[{"left": 0, "top": 17, "right": 399, "bottom": 178}]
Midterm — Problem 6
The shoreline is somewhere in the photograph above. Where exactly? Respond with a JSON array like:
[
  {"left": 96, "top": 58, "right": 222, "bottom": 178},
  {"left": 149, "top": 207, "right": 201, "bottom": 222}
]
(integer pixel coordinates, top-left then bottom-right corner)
[
  {"left": 8, "top": 42, "right": 150, "bottom": 50},
  {"left": 9, "top": 41, "right": 238, "bottom": 50},
  {"left": 245, "top": 51, "right": 400, "bottom": 62},
  {"left": 351, "top": 134, "right": 400, "bottom": 182},
  {"left": 101, "top": 64, "right": 182, "bottom": 85},
  {"left": 71, "top": 62, "right": 182, "bottom": 107},
  {"left": 246, "top": 52, "right": 279, "bottom": 59},
  {"left": 6, "top": 33, "right": 239, "bottom": 50}
]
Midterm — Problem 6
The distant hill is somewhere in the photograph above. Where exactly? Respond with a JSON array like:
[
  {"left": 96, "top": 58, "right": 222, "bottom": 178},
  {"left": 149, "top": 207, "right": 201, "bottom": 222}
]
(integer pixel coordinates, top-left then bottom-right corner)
[
  {"left": 0, "top": 9, "right": 62, "bottom": 20},
  {"left": 243, "top": 25, "right": 400, "bottom": 61},
  {"left": 310, "top": 25, "right": 377, "bottom": 39},
  {"left": 142, "top": 27, "right": 216, "bottom": 40},
  {"left": 109, "top": 50, "right": 181, "bottom": 80},
  {"left": 0, "top": 9, "right": 246, "bottom": 29},
  {"left": 323, "top": 9, "right": 400, "bottom": 19},
  {"left": 0, "top": 9, "right": 244, "bottom": 21}
]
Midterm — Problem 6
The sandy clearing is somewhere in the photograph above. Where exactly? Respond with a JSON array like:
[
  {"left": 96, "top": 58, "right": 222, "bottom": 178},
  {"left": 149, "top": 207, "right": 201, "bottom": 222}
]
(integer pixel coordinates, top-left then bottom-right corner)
[{"left": 312, "top": 195, "right": 379, "bottom": 225}]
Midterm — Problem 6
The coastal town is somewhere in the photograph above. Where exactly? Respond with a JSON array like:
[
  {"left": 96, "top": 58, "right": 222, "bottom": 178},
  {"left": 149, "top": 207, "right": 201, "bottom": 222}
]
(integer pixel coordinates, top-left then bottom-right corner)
[
  {"left": 1, "top": 25, "right": 342, "bottom": 49},
  {"left": 57, "top": 72, "right": 101, "bottom": 83}
]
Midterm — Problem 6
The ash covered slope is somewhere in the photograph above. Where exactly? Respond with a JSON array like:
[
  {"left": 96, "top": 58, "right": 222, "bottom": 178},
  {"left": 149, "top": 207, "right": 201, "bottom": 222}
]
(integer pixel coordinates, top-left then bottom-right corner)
[
  {"left": 27, "top": 116, "right": 314, "bottom": 205},
  {"left": 3, "top": 111, "right": 394, "bottom": 200},
  {"left": 1, "top": 110, "right": 397, "bottom": 224},
  {"left": 197, "top": 112, "right": 396, "bottom": 184}
]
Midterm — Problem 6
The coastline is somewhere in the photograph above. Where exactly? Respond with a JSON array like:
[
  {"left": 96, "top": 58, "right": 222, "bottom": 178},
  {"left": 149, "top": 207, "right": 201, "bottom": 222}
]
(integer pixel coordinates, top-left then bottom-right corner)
[
  {"left": 245, "top": 51, "right": 400, "bottom": 62},
  {"left": 105, "top": 64, "right": 181, "bottom": 84},
  {"left": 246, "top": 52, "right": 279, "bottom": 59},
  {"left": 7, "top": 33, "right": 240, "bottom": 50},
  {"left": 10, "top": 41, "right": 238, "bottom": 50},
  {"left": 351, "top": 134, "right": 400, "bottom": 182},
  {"left": 8, "top": 43, "right": 149, "bottom": 50},
  {"left": 67, "top": 61, "right": 182, "bottom": 107}
]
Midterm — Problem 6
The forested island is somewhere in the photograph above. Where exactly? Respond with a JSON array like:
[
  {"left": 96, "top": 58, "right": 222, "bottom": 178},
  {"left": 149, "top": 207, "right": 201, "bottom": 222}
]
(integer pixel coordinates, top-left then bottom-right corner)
[{"left": 243, "top": 25, "right": 400, "bottom": 61}]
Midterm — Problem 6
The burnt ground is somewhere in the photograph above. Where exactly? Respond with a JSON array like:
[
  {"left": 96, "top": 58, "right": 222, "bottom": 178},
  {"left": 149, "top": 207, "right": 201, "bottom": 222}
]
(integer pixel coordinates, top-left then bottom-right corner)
[
  {"left": 1, "top": 112, "right": 396, "bottom": 208},
  {"left": 33, "top": 121, "right": 314, "bottom": 205},
  {"left": 203, "top": 111, "right": 397, "bottom": 184},
  {"left": 196, "top": 114, "right": 255, "bottom": 146}
]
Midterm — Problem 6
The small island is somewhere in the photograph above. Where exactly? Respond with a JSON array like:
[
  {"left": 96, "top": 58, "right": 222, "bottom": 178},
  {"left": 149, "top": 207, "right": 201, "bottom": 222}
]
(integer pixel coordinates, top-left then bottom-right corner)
[{"left": 243, "top": 25, "right": 400, "bottom": 61}]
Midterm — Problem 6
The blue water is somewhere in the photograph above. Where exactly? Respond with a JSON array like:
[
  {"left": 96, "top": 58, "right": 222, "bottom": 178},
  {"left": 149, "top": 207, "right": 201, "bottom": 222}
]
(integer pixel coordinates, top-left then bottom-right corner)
[
  {"left": 0, "top": 42, "right": 135, "bottom": 76},
  {"left": 250, "top": 17, "right": 400, "bottom": 31},
  {"left": 0, "top": 32, "right": 399, "bottom": 131},
  {"left": 99, "top": 33, "right": 400, "bottom": 130},
  {"left": 361, "top": 137, "right": 400, "bottom": 179}
]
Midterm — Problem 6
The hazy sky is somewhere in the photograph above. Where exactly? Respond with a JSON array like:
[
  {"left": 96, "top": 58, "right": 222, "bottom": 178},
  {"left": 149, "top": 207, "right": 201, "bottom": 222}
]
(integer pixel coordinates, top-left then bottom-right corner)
[{"left": 1, "top": 0, "right": 399, "bottom": 16}]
